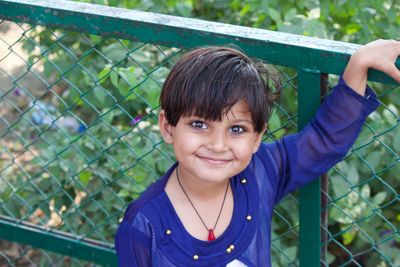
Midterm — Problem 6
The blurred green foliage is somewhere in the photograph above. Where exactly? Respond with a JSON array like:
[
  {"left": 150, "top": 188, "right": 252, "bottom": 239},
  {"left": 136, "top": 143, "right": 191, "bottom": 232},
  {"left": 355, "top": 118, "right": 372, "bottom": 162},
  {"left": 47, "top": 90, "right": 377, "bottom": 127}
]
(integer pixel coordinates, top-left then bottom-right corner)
[
  {"left": 3, "top": 0, "right": 399, "bottom": 266},
  {"left": 83, "top": 0, "right": 400, "bottom": 42}
]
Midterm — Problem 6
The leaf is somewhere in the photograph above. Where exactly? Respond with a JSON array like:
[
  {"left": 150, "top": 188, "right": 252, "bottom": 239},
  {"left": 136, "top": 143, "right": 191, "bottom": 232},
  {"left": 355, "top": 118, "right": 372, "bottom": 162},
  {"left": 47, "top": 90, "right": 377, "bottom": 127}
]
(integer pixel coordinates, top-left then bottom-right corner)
[
  {"left": 97, "top": 65, "right": 111, "bottom": 84},
  {"left": 79, "top": 171, "right": 92, "bottom": 186},
  {"left": 343, "top": 23, "right": 361, "bottom": 35},
  {"left": 336, "top": 161, "right": 349, "bottom": 173},
  {"left": 360, "top": 184, "right": 370, "bottom": 199},
  {"left": 93, "top": 86, "right": 108, "bottom": 104},
  {"left": 60, "top": 162, "right": 69, "bottom": 173},
  {"left": 175, "top": 2, "right": 192, "bottom": 17},
  {"left": 281, "top": 246, "right": 297, "bottom": 262},
  {"left": 101, "top": 43, "right": 127, "bottom": 63},
  {"left": 305, "top": 19, "right": 327, "bottom": 38},
  {"left": 86, "top": 202, "right": 98, "bottom": 212},
  {"left": 268, "top": 8, "right": 281, "bottom": 22},
  {"left": 331, "top": 175, "right": 350, "bottom": 197},
  {"left": 103, "top": 109, "right": 123, "bottom": 124},
  {"left": 277, "top": 19, "right": 305, "bottom": 35},
  {"left": 152, "top": 66, "right": 169, "bottom": 84},
  {"left": 347, "top": 164, "right": 359, "bottom": 185},
  {"left": 89, "top": 34, "right": 102, "bottom": 44},
  {"left": 268, "top": 112, "right": 281, "bottom": 132},
  {"left": 342, "top": 229, "right": 357, "bottom": 245},
  {"left": 347, "top": 191, "right": 359, "bottom": 206},
  {"left": 284, "top": 8, "right": 297, "bottom": 21},
  {"left": 116, "top": 67, "right": 137, "bottom": 99},
  {"left": 140, "top": 78, "right": 161, "bottom": 107},
  {"left": 84, "top": 140, "right": 96, "bottom": 150},
  {"left": 319, "top": 1, "right": 330, "bottom": 19},
  {"left": 119, "top": 66, "right": 137, "bottom": 86},
  {"left": 240, "top": 4, "right": 250, "bottom": 17},
  {"left": 110, "top": 71, "right": 119, "bottom": 88},
  {"left": 118, "top": 189, "right": 130, "bottom": 198},
  {"left": 372, "top": 191, "right": 387, "bottom": 206},
  {"left": 365, "top": 150, "right": 382, "bottom": 169}
]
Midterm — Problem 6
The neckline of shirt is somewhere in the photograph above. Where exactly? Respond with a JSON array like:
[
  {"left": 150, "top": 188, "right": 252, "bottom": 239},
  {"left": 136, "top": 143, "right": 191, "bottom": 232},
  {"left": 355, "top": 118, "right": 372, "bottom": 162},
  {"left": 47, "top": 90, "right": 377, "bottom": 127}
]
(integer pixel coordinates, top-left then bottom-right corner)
[{"left": 152, "top": 163, "right": 259, "bottom": 265}]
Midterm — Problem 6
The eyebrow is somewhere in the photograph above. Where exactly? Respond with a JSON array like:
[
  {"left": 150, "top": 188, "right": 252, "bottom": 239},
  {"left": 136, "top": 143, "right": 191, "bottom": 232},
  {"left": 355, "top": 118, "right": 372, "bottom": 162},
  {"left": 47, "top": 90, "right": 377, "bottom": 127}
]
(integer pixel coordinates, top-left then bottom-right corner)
[
  {"left": 227, "top": 118, "right": 253, "bottom": 124},
  {"left": 186, "top": 115, "right": 253, "bottom": 124}
]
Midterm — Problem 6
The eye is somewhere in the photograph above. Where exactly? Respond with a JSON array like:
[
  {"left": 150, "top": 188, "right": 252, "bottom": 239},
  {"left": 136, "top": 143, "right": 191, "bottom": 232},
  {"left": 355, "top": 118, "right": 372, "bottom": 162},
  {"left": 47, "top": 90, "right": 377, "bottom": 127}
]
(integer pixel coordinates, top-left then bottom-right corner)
[
  {"left": 190, "top": 120, "right": 207, "bottom": 129},
  {"left": 229, "top": 125, "right": 245, "bottom": 134}
]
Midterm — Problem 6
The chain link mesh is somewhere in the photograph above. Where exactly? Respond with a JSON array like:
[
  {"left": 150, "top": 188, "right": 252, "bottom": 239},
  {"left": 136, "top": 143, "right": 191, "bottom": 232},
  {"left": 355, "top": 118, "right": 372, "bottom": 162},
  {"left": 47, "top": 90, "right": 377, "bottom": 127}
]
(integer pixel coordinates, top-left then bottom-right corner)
[
  {"left": 0, "top": 239, "right": 94, "bottom": 266},
  {"left": 0, "top": 11, "right": 399, "bottom": 267},
  {"left": 324, "top": 79, "right": 400, "bottom": 266}
]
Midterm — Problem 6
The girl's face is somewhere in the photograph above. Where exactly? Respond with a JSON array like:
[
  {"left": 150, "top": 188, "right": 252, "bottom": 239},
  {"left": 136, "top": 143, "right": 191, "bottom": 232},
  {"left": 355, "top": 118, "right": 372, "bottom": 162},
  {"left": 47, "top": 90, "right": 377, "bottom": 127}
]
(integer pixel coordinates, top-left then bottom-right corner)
[{"left": 159, "top": 101, "right": 264, "bottom": 184}]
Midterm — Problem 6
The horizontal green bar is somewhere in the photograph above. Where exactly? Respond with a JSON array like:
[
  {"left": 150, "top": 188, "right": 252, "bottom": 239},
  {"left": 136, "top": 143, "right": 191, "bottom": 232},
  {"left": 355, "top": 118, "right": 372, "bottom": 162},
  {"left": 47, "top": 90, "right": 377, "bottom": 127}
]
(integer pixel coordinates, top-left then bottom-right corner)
[
  {"left": 0, "top": 216, "right": 117, "bottom": 266},
  {"left": 0, "top": 0, "right": 398, "bottom": 85}
]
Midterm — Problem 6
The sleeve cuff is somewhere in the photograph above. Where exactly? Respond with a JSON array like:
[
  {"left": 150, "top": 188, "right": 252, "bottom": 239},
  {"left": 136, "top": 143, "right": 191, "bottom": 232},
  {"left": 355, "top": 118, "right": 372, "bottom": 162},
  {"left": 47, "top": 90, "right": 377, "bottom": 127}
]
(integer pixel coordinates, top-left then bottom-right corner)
[{"left": 337, "top": 75, "right": 380, "bottom": 114}]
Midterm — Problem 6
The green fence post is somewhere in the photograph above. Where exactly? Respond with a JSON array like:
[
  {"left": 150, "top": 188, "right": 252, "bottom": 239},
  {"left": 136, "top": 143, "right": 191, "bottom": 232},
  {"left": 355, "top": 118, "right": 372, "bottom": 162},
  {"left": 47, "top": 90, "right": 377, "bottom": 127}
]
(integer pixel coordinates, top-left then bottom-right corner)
[{"left": 298, "top": 69, "right": 322, "bottom": 266}]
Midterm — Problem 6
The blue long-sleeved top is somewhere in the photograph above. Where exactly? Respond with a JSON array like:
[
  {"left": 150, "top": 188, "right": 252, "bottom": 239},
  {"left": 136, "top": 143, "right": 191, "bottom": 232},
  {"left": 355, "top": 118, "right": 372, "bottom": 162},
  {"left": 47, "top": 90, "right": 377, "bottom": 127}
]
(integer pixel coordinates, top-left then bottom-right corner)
[{"left": 115, "top": 77, "right": 380, "bottom": 267}]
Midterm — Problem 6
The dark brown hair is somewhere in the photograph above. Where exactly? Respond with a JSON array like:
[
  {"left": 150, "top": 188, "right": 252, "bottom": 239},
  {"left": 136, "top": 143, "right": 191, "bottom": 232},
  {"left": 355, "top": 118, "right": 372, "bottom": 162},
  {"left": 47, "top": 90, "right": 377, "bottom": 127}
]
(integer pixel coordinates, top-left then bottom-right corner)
[{"left": 159, "top": 46, "right": 280, "bottom": 133}]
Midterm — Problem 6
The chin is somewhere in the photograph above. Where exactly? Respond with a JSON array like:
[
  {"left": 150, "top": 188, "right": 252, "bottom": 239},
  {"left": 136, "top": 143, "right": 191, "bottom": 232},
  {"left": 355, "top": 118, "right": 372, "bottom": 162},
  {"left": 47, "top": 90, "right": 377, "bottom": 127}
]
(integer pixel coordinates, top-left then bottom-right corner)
[{"left": 196, "top": 171, "right": 237, "bottom": 184}]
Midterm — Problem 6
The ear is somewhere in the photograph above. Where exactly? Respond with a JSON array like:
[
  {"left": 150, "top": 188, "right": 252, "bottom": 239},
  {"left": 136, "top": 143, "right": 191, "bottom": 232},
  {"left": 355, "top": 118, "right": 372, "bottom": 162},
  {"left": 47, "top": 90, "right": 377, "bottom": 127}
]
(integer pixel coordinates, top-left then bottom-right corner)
[
  {"left": 158, "top": 110, "right": 174, "bottom": 144},
  {"left": 252, "top": 124, "right": 266, "bottom": 153}
]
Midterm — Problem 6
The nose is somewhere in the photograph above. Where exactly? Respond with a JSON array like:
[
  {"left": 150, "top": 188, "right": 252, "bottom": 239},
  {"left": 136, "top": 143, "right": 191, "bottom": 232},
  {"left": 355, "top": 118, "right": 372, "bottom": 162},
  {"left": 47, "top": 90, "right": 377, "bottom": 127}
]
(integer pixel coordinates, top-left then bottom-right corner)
[{"left": 207, "top": 129, "right": 228, "bottom": 152}]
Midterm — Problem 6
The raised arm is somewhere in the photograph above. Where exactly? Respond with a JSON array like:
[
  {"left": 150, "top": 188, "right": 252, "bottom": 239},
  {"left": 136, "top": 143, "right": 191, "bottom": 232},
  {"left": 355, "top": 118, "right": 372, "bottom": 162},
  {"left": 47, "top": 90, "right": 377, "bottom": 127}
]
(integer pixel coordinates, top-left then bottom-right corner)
[
  {"left": 259, "top": 39, "right": 400, "bottom": 203},
  {"left": 343, "top": 39, "right": 400, "bottom": 95}
]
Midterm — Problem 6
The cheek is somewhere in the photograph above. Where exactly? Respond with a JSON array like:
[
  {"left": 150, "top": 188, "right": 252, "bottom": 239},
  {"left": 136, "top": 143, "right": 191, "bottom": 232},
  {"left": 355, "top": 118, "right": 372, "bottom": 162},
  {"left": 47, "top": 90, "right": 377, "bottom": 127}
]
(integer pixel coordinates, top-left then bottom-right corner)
[
  {"left": 233, "top": 139, "right": 259, "bottom": 159},
  {"left": 172, "top": 134, "right": 200, "bottom": 155},
  {"left": 232, "top": 146, "right": 254, "bottom": 170}
]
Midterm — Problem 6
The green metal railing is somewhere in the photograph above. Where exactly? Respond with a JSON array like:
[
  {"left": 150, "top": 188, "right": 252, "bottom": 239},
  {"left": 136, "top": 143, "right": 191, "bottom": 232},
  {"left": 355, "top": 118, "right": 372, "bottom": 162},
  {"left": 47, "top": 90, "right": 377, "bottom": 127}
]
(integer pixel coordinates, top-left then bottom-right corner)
[{"left": 0, "top": 0, "right": 399, "bottom": 266}]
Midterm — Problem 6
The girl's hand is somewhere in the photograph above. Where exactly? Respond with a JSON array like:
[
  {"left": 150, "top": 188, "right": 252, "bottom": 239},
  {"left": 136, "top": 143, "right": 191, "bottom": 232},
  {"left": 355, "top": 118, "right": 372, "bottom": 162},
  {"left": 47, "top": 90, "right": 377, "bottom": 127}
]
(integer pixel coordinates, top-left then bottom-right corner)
[{"left": 342, "top": 39, "right": 400, "bottom": 95}]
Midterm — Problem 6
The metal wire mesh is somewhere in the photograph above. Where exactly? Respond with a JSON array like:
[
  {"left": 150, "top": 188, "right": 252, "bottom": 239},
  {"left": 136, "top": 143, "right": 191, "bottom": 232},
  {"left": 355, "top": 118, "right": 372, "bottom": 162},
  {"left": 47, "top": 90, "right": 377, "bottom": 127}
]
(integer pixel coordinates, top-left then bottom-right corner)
[
  {"left": 0, "top": 8, "right": 399, "bottom": 267},
  {"left": 0, "top": 239, "right": 95, "bottom": 267},
  {"left": 0, "top": 18, "right": 296, "bottom": 262},
  {"left": 323, "top": 80, "right": 400, "bottom": 266},
  {"left": 0, "top": 19, "right": 300, "bottom": 265}
]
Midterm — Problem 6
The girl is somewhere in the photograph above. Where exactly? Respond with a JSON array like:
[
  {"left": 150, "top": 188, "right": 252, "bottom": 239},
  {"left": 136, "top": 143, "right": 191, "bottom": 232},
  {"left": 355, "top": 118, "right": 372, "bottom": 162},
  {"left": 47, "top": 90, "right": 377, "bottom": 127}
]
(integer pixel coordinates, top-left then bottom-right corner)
[{"left": 115, "top": 40, "right": 400, "bottom": 267}]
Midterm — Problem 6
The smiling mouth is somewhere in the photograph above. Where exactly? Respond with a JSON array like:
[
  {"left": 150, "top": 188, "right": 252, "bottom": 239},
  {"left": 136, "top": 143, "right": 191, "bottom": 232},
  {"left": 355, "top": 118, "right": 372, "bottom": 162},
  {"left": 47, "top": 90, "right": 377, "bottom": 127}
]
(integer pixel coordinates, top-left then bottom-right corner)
[{"left": 196, "top": 155, "right": 232, "bottom": 165}]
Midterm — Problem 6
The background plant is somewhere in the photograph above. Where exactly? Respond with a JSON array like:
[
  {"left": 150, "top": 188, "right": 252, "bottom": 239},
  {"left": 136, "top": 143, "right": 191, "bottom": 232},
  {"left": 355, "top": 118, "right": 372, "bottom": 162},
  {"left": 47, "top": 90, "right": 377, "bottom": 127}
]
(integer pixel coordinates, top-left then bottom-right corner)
[{"left": 1, "top": 0, "right": 399, "bottom": 266}]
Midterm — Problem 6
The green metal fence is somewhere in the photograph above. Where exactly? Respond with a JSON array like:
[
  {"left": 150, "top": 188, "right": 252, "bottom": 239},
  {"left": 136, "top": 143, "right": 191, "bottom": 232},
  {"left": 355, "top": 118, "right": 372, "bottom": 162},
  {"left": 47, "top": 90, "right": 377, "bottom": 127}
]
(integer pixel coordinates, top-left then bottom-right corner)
[{"left": 0, "top": 0, "right": 399, "bottom": 266}]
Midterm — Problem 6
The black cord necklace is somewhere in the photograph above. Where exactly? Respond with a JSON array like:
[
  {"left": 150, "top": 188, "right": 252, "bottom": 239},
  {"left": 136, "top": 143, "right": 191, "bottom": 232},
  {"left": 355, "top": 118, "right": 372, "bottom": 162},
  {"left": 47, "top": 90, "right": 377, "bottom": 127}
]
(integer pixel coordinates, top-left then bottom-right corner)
[{"left": 176, "top": 166, "right": 229, "bottom": 241}]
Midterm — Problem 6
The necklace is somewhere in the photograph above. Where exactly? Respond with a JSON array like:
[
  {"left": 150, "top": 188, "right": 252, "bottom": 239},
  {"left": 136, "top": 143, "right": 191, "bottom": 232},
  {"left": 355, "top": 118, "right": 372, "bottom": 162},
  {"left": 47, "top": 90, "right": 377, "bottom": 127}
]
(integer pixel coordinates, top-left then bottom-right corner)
[{"left": 176, "top": 167, "right": 229, "bottom": 241}]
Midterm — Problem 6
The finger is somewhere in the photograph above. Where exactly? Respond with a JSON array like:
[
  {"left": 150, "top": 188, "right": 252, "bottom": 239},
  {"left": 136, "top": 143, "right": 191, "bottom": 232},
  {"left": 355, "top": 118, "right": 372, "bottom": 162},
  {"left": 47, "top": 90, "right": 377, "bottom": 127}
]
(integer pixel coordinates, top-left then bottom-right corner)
[{"left": 385, "top": 64, "right": 400, "bottom": 84}]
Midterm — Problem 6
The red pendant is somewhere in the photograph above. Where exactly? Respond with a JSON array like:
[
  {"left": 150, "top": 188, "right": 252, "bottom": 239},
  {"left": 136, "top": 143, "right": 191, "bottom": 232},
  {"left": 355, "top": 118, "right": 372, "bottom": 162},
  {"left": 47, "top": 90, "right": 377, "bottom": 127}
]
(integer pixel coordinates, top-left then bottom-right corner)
[{"left": 208, "top": 229, "right": 216, "bottom": 241}]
